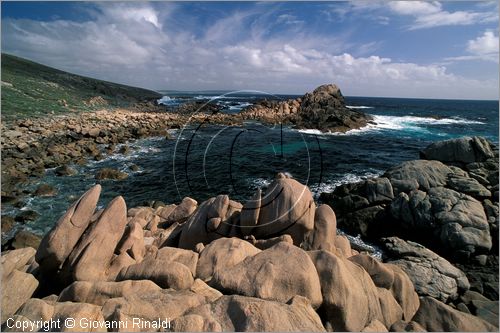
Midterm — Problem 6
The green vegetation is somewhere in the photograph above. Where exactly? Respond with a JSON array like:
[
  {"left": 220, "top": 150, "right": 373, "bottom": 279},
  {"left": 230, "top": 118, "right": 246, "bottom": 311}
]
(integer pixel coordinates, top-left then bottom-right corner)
[{"left": 1, "top": 53, "right": 162, "bottom": 121}]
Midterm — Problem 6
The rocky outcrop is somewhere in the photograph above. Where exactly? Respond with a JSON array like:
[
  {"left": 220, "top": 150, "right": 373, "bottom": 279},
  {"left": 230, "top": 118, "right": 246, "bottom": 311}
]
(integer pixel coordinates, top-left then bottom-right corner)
[
  {"left": 381, "top": 237, "right": 470, "bottom": 302},
  {"left": 4, "top": 172, "right": 496, "bottom": 331},
  {"left": 241, "top": 84, "right": 373, "bottom": 133},
  {"left": 295, "top": 84, "right": 373, "bottom": 132},
  {"left": 413, "top": 296, "right": 497, "bottom": 332},
  {"left": 321, "top": 136, "right": 498, "bottom": 263}
]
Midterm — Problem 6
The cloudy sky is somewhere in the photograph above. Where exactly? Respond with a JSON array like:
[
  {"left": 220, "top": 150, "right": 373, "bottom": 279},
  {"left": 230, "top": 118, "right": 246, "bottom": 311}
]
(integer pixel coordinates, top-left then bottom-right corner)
[{"left": 2, "top": 1, "right": 499, "bottom": 99}]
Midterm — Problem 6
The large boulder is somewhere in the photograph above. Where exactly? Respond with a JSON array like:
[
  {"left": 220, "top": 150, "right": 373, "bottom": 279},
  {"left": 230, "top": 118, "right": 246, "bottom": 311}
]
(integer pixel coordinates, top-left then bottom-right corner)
[
  {"left": 307, "top": 250, "right": 383, "bottom": 331},
  {"left": 2, "top": 247, "right": 36, "bottom": 277},
  {"left": 196, "top": 238, "right": 261, "bottom": 281},
  {"left": 385, "top": 264, "right": 420, "bottom": 321},
  {"left": 186, "top": 295, "right": 326, "bottom": 331},
  {"left": 302, "top": 204, "right": 337, "bottom": 252},
  {"left": 116, "top": 258, "right": 193, "bottom": 290},
  {"left": 421, "top": 136, "right": 495, "bottom": 164},
  {"left": 384, "top": 160, "right": 452, "bottom": 192},
  {"left": 178, "top": 195, "right": 242, "bottom": 250},
  {"left": 251, "top": 174, "right": 316, "bottom": 245},
  {"left": 390, "top": 187, "right": 491, "bottom": 258},
  {"left": 101, "top": 289, "right": 207, "bottom": 323},
  {"left": 36, "top": 185, "right": 101, "bottom": 274},
  {"left": 349, "top": 254, "right": 395, "bottom": 289},
  {"left": 57, "top": 280, "right": 162, "bottom": 306},
  {"left": 413, "top": 296, "right": 497, "bottom": 332},
  {"left": 381, "top": 237, "right": 469, "bottom": 302},
  {"left": 1, "top": 270, "right": 39, "bottom": 324},
  {"left": 296, "top": 84, "right": 372, "bottom": 132},
  {"left": 63, "top": 196, "right": 128, "bottom": 282},
  {"left": 211, "top": 242, "right": 323, "bottom": 308},
  {"left": 155, "top": 247, "right": 199, "bottom": 277}
]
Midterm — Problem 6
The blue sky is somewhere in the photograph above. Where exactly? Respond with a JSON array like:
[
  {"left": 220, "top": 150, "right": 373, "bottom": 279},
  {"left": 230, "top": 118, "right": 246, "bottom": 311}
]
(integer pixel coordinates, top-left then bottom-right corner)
[{"left": 2, "top": 1, "right": 499, "bottom": 99}]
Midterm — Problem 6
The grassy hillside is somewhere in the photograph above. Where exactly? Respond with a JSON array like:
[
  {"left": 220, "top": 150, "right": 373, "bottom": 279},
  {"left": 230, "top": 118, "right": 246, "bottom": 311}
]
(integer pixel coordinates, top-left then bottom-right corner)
[{"left": 1, "top": 54, "right": 162, "bottom": 121}]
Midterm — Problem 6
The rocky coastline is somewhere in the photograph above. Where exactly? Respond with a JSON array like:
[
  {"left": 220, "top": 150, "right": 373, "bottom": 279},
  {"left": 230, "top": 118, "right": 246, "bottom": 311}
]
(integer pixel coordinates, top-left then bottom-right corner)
[{"left": 2, "top": 165, "right": 498, "bottom": 331}]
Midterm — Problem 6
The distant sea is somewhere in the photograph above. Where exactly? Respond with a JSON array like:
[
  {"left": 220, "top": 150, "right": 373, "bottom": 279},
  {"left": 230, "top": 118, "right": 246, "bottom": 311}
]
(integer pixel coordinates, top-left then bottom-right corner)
[{"left": 5, "top": 93, "right": 499, "bottom": 238}]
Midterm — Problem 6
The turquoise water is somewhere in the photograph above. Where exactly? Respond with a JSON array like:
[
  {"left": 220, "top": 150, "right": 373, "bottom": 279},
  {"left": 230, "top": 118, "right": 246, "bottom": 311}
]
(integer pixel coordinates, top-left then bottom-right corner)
[{"left": 4, "top": 96, "right": 498, "bottom": 237}]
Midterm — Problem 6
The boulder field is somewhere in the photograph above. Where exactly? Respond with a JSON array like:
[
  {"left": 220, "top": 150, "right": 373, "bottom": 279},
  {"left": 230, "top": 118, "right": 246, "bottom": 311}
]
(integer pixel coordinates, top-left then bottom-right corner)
[{"left": 2, "top": 164, "right": 498, "bottom": 331}]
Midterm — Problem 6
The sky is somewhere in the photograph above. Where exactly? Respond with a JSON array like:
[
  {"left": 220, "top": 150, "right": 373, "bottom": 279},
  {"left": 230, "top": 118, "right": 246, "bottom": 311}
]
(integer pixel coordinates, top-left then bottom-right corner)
[{"left": 1, "top": 1, "right": 499, "bottom": 99}]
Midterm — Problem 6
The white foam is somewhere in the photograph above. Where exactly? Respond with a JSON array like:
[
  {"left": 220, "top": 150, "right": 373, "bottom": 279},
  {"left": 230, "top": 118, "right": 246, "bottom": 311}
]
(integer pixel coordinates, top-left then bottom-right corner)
[
  {"left": 309, "top": 171, "right": 383, "bottom": 197},
  {"left": 157, "top": 96, "right": 181, "bottom": 106},
  {"left": 296, "top": 114, "right": 485, "bottom": 137},
  {"left": 346, "top": 105, "right": 374, "bottom": 109}
]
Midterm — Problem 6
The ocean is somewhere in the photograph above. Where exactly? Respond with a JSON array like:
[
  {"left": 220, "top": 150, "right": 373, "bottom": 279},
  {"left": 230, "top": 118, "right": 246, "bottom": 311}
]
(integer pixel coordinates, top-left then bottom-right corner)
[{"left": 5, "top": 94, "right": 499, "bottom": 238}]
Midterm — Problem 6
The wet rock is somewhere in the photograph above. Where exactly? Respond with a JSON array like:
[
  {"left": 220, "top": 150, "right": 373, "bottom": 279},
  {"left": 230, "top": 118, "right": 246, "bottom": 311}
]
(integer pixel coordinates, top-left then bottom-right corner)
[
  {"left": 95, "top": 168, "right": 128, "bottom": 180},
  {"left": 55, "top": 165, "right": 77, "bottom": 176},
  {"left": 34, "top": 184, "right": 57, "bottom": 197},
  {"left": 15, "top": 210, "right": 39, "bottom": 223},
  {"left": 9, "top": 230, "right": 42, "bottom": 250},
  {"left": 1, "top": 215, "right": 15, "bottom": 233}
]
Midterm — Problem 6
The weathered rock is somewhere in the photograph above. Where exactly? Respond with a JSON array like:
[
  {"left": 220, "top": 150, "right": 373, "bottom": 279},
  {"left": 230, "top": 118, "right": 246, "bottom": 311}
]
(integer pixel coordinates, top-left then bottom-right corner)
[
  {"left": 36, "top": 185, "right": 101, "bottom": 274},
  {"left": 421, "top": 136, "right": 495, "bottom": 164},
  {"left": 189, "top": 279, "right": 223, "bottom": 303},
  {"left": 166, "top": 197, "right": 197, "bottom": 223},
  {"left": 212, "top": 242, "right": 322, "bottom": 308},
  {"left": 58, "top": 280, "right": 162, "bottom": 306},
  {"left": 156, "top": 246, "right": 198, "bottom": 277},
  {"left": 307, "top": 250, "right": 383, "bottom": 331},
  {"left": 7, "top": 230, "right": 41, "bottom": 250},
  {"left": 413, "top": 296, "right": 497, "bottom": 332},
  {"left": 186, "top": 295, "right": 326, "bottom": 332},
  {"left": 385, "top": 160, "right": 452, "bottom": 191},
  {"left": 381, "top": 237, "right": 469, "bottom": 302},
  {"left": 447, "top": 174, "right": 491, "bottom": 198},
  {"left": 349, "top": 254, "right": 395, "bottom": 289},
  {"left": 116, "top": 258, "right": 194, "bottom": 289},
  {"left": 389, "top": 320, "right": 426, "bottom": 332},
  {"left": 101, "top": 289, "right": 207, "bottom": 323},
  {"left": 296, "top": 84, "right": 372, "bottom": 132},
  {"left": 64, "top": 195, "right": 128, "bottom": 281},
  {"left": 390, "top": 187, "right": 491, "bottom": 257},
  {"left": 302, "top": 204, "right": 336, "bottom": 252},
  {"left": 335, "top": 235, "right": 352, "bottom": 257},
  {"left": 116, "top": 222, "right": 146, "bottom": 262},
  {"left": 252, "top": 175, "right": 316, "bottom": 245},
  {"left": 1, "top": 270, "right": 39, "bottom": 323},
  {"left": 377, "top": 287, "right": 403, "bottom": 329},
  {"left": 361, "top": 319, "right": 388, "bottom": 332},
  {"left": 385, "top": 264, "right": 420, "bottom": 321},
  {"left": 240, "top": 188, "right": 261, "bottom": 236},
  {"left": 196, "top": 237, "right": 260, "bottom": 281},
  {"left": 1, "top": 247, "right": 36, "bottom": 277},
  {"left": 51, "top": 301, "right": 106, "bottom": 332},
  {"left": 246, "top": 234, "right": 294, "bottom": 250},
  {"left": 171, "top": 314, "right": 222, "bottom": 332},
  {"left": 178, "top": 197, "right": 240, "bottom": 250}
]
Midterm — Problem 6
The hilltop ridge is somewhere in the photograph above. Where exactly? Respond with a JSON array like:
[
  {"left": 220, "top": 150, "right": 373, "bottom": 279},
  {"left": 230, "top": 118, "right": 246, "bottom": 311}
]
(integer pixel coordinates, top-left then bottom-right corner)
[{"left": 1, "top": 54, "right": 162, "bottom": 120}]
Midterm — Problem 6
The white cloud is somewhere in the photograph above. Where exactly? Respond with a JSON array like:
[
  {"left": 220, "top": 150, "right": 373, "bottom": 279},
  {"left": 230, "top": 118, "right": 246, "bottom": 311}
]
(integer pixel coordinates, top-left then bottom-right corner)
[
  {"left": 388, "top": 1, "right": 498, "bottom": 29},
  {"left": 1, "top": 3, "right": 498, "bottom": 99},
  {"left": 445, "top": 30, "right": 499, "bottom": 63},
  {"left": 467, "top": 30, "right": 499, "bottom": 55}
]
